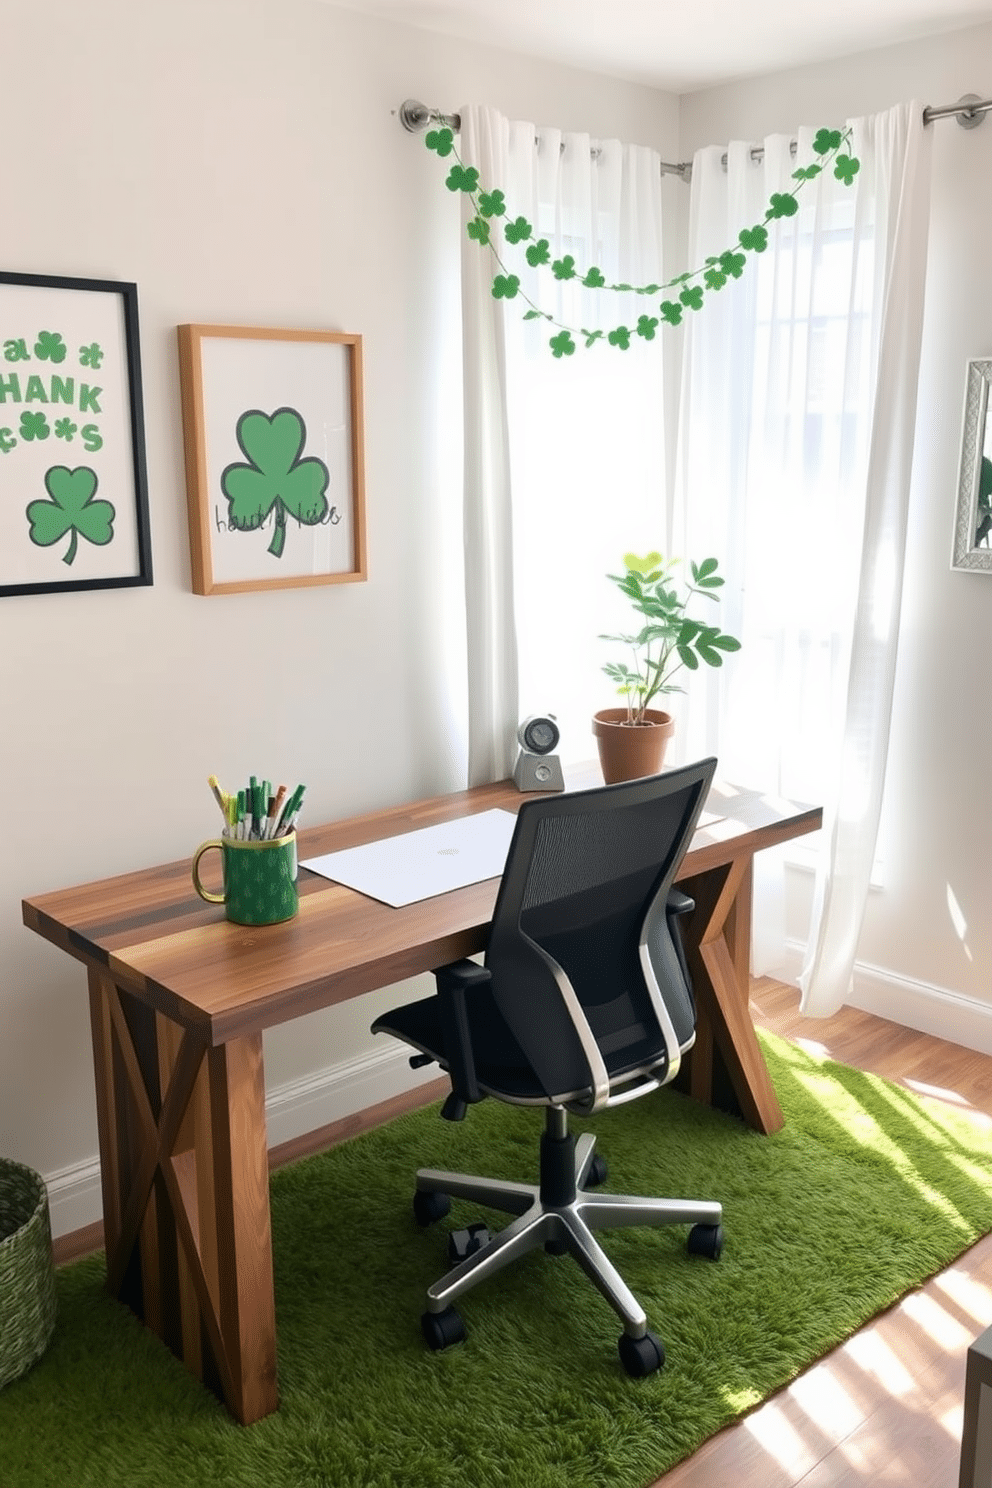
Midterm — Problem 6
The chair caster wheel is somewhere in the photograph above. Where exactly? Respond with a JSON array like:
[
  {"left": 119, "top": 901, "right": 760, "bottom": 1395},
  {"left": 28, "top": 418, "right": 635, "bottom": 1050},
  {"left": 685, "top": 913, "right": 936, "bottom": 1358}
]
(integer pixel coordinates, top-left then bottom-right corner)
[
  {"left": 413, "top": 1189, "right": 451, "bottom": 1227},
  {"left": 448, "top": 1222, "right": 490, "bottom": 1263},
  {"left": 421, "top": 1306, "right": 466, "bottom": 1351},
  {"left": 618, "top": 1329, "right": 665, "bottom": 1377},
  {"left": 687, "top": 1222, "right": 724, "bottom": 1260},
  {"left": 586, "top": 1153, "right": 609, "bottom": 1187}
]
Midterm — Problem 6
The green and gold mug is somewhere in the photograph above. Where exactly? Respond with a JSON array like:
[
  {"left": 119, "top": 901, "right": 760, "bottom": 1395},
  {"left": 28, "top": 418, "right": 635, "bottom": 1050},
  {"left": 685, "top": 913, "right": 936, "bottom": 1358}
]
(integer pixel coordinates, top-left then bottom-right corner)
[{"left": 191, "top": 833, "right": 298, "bottom": 925}]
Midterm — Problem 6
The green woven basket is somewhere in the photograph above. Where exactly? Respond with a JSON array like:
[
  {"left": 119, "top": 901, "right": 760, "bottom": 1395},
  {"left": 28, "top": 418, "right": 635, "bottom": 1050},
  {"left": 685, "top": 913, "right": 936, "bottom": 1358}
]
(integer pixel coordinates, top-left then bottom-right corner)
[{"left": 0, "top": 1159, "right": 57, "bottom": 1389}]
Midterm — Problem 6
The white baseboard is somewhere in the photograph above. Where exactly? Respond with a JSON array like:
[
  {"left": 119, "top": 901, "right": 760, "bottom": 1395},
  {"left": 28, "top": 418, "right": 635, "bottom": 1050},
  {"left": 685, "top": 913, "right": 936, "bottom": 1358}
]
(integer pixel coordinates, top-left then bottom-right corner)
[
  {"left": 778, "top": 941, "right": 992, "bottom": 1057},
  {"left": 45, "top": 1044, "right": 437, "bottom": 1240}
]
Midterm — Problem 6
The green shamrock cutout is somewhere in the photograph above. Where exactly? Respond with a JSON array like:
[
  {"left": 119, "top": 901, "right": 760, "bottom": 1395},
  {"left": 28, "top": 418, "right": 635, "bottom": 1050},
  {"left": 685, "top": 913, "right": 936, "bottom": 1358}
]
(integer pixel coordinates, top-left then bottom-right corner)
[
  {"left": 659, "top": 301, "right": 683, "bottom": 327},
  {"left": 478, "top": 189, "right": 506, "bottom": 218},
  {"left": 680, "top": 286, "right": 704, "bottom": 311},
  {"left": 492, "top": 274, "right": 520, "bottom": 299},
  {"left": 719, "top": 250, "right": 748, "bottom": 278},
  {"left": 34, "top": 331, "right": 67, "bottom": 363},
  {"left": 27, "top": 466, "right": 114, "bottom": 565},
  {"left": 467, "top": 216, "right": 490, "bottom": 244},
  {"left": 526, "top": 239, "right": 551, "bottom": 268},
  {"left": 221, "top": 408, "right": 330, "bottom": 560},
  {"left": 608, "top": 327, "right": 631, "bottom": 350},
  {"left": 583, "top": 267, "right": 606, "bottom": 288},
  {"left": 636, "top": 315, "right": 659, "bottom": 340},
  {"left": 504, "top": 216, "right": 532, "bottom": 244},
  {"left": 704, "top": 266, "right": 727, "bottom": 291},
  {"left": 425, "top": 127, "right": 454, "bottom": 157},
  {"left": 549, "top": 331, "right": 575, "bottom": 358},
  {"left": 768, "top": 193, "right": 800, "bottom": 219},
  {"left": 814, "top": 128, "right": 843, "bottom": 154},
  {"left": 739, "top": 225, "right": 769, "bottom": 252},
  {"left": 552, "top": 255, "right": 577, "bottom": 281},
  {"left": 834, "top": 155, "right": 860, "bottom": 186},
  {"left": 793, "top": 165, "right": 822, "bottom": 182},
  {"left": 445, "top": 164, "right": 479, "bottom": 193}
]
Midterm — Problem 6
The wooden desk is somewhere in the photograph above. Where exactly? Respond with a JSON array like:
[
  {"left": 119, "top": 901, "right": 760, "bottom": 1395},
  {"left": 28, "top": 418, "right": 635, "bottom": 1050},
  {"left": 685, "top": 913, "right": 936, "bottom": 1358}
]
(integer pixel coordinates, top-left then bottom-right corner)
[{"left": 22, "top": 774, "right": 820, "bottom": 1424}]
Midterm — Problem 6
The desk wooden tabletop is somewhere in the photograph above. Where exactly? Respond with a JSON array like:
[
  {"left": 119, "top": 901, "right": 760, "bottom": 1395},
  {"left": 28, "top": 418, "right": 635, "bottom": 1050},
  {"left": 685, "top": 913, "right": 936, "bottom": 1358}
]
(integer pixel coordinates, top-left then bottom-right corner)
[{"left": 22, "top": 773, "right": 821, "bottom": 1048}]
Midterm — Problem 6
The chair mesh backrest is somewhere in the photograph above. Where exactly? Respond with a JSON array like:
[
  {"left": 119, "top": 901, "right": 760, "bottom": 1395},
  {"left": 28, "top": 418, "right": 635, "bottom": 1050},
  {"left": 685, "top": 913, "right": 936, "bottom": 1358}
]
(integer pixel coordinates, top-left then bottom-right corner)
[{"left": 486, "top": 759, "right": 717, "bottom": 1101}]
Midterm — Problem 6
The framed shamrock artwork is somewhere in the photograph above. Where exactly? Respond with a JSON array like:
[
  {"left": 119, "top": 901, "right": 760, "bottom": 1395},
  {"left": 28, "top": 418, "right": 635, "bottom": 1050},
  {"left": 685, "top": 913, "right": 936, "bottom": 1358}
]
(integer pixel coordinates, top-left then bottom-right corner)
[
  {"left": 177, "top": 324, "right": 367, "bottom": 595},
  {"left": 0, "top": 270, "right": 152, "bottom": 597}
]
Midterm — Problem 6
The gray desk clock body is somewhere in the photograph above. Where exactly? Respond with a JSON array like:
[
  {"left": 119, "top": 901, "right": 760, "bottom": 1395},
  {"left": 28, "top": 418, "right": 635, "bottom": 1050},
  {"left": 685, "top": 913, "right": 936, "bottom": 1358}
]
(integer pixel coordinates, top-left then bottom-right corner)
[{"left": 513, "top": 714, "right": 565, "bottom": 792}]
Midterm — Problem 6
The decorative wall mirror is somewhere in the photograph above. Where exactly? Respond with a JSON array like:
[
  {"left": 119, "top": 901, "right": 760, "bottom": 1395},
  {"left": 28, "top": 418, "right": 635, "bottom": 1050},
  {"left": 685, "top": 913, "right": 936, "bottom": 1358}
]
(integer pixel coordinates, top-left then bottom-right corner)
[{"left": 951, "top": 358, "right": 992, "bottom": 572}]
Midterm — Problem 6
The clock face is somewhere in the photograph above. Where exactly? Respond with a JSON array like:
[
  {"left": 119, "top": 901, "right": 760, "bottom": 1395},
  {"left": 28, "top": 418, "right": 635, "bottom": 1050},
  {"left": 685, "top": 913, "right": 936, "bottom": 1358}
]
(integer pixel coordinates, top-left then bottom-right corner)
[{"left": 522, "top": 717, "right": 559, "bottom": 755}]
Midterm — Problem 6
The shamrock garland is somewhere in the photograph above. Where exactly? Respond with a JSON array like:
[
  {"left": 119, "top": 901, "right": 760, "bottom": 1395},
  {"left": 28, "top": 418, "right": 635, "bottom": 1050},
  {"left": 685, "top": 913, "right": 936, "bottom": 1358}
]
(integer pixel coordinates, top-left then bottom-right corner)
[{"left": 425, "top": 124, "right": 861, "bottom": 356}]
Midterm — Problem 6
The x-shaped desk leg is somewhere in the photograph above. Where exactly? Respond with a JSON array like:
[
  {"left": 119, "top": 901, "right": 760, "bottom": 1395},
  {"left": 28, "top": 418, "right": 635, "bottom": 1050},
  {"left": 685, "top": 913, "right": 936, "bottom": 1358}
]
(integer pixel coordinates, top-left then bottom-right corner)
[
  {"left": 677, "top": 857, "right": 784, "bottom": 1135},
  {"left": 87, "top": 967, "right": 278, "bottom": 1423}
]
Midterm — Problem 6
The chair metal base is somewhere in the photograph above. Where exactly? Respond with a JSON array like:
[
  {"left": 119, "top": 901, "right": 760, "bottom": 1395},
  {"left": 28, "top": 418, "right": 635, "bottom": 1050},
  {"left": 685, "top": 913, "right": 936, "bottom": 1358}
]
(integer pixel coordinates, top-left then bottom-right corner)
[{"left": 417, "top": 1125, "right": 722, "bottom": 1339}]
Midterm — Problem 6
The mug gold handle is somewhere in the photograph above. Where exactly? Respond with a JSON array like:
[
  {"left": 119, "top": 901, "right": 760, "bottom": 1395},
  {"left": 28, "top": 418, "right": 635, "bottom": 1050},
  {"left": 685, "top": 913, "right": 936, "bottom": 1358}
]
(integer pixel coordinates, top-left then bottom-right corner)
[{"left": 191, "top": 839, "right": 226, "bottom": 904}]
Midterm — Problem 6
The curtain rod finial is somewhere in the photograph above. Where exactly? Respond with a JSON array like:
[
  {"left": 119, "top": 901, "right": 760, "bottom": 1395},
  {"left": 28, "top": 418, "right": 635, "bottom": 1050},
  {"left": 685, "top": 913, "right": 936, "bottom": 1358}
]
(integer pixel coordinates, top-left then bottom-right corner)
[
  {"left": 398, "top": 99, "right": 430, "bottom": 133},
  {"left": 956, "top": 94, "right": 986, "bottom": 130}
]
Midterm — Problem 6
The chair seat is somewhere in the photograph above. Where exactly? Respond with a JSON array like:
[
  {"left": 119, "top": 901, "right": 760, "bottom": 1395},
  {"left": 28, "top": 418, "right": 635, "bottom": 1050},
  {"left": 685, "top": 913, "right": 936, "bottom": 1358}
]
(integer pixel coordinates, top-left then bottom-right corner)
[{"left": 375, "top": 977, "right": 671, "bottom": 1103}]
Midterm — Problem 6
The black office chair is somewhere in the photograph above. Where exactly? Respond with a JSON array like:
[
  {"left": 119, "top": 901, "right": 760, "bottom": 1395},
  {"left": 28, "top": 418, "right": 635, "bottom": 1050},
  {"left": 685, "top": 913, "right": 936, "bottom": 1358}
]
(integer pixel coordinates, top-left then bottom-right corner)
[{"left": 371, "top": 758, "right": 723, "bottom": 1377}]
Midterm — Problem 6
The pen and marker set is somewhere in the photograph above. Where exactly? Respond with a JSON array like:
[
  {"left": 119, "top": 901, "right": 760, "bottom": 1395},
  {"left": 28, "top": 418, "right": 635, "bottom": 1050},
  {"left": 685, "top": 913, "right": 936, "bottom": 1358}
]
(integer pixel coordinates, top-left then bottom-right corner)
[{"left": 208, "top": 774, "right": 306, "bottom": 841}]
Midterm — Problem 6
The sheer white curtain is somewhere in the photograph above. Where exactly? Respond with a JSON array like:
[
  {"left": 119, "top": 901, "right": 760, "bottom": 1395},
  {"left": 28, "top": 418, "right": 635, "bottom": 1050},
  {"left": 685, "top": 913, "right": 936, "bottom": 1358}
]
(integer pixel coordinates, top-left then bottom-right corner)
[
  {"left": 673, "top": 103, "right": 933, "bottom": 1015},
  {"left": 460, "top": 104, "right": 668, "bottom": 784}
]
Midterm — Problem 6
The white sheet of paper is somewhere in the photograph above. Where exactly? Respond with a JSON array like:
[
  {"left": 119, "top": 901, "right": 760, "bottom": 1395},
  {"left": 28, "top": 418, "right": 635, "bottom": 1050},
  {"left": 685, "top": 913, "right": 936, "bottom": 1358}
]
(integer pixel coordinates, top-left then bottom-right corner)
[{"left": 300, "top": 808, "right": 519, "bottom": 908}]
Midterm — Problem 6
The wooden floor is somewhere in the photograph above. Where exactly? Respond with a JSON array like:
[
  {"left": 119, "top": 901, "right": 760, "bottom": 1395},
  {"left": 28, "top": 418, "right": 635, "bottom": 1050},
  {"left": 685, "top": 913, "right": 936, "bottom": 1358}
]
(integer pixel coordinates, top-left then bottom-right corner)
[
  {"left": 650, "top": 977, "right": 992, "bottom": 1488},
  {"left": 54, "top": 977, "right": 992, "bottom": 1484}
]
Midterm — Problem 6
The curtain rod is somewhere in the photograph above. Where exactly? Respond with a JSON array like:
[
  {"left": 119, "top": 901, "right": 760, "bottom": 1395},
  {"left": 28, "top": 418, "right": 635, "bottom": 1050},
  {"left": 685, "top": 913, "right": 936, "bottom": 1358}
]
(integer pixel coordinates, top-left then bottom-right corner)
[{"left": 398, "top": 93, "right": 990, "bottom": 184}]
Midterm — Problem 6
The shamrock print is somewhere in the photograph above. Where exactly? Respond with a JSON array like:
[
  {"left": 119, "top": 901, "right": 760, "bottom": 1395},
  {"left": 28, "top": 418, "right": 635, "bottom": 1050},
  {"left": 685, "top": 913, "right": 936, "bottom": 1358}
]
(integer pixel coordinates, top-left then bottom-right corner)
[
  {"left": 79, "top": 343, "right": 104, "bottom": 369},
  {"left": 27, "top": 466, "right": 114, "bottom": 565},
  {"left": 220, "top": 407, "right": 330, "bottom": 560},
  {"left": 34, "top": 331, "right": 67, "bottom": 363},
  {"left": 20, "top": 411, "right": 50, "bottom": 441},
  {"left": 54, "top": 418, "right": 78, "bottom": 441}
]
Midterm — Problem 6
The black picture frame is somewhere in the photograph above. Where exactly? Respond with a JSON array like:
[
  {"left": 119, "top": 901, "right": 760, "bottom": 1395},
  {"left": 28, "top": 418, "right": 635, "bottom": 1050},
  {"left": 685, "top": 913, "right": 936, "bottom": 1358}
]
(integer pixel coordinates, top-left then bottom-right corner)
[{"left": 0, "top": 270, "right": 152, "bottom": 597}]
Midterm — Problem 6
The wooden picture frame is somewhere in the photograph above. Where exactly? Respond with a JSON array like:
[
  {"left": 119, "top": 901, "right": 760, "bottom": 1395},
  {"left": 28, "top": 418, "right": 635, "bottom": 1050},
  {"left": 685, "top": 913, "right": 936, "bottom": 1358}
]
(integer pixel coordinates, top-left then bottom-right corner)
[
  {"left": 177, "top": 324, "right": 367, "bottom": 595},
  {"left": 0, "top": 270, "right": 152, "bottom": 598}
]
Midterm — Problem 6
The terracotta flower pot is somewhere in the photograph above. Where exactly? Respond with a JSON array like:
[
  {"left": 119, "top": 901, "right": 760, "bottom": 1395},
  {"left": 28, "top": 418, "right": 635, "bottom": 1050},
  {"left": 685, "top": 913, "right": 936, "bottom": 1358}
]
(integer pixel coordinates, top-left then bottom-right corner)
[{"left": 592, "top": 707, "right": 675, "bottom": 785}]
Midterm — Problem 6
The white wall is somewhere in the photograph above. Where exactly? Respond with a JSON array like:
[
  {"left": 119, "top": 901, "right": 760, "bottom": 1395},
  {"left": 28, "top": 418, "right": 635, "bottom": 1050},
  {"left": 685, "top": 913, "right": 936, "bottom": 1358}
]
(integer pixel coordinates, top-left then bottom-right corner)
[
  {"left": 681, "top": 23, "right": 992, "bottom": 1046},
  {"left": 0, "top": 0, "right": 678, "bottom": 1233}
]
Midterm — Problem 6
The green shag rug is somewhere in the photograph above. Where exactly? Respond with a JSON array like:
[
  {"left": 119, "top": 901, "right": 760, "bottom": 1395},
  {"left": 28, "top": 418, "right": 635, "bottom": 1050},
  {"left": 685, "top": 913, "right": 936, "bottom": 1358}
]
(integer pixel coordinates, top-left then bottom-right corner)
[{"left": 3, "top": 1029, "right": 991, "bottom": 1488}]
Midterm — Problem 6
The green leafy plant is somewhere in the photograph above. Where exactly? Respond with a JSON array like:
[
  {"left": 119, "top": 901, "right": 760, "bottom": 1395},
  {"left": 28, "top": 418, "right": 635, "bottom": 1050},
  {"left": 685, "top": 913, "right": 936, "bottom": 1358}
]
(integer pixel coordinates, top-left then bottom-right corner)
[
  {"left": 26, "top": 465, "right": 115, "bottom": 566},
  {"left": 221, "top": 407, "right": 330, "bottom": 559},
  {"left": 424, "top": 123, "right": 860, "bottom": 357},
  {"left": 600, "top": 552, "right": 741, "bottom": 723}
]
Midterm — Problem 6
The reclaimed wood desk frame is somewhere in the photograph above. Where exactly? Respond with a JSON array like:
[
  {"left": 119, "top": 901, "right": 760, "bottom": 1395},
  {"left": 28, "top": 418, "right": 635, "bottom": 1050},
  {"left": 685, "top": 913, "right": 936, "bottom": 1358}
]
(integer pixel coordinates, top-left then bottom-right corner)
[{"left": 22, "top": 774, "right": 821, "bottom": 1424}]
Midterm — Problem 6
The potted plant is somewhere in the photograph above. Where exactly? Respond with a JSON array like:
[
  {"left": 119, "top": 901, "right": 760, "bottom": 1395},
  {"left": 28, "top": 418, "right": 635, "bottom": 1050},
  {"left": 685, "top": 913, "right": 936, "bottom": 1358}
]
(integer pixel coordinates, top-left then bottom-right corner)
[{"left": 594, "top": 551, "right": 741, "bottom": 783}]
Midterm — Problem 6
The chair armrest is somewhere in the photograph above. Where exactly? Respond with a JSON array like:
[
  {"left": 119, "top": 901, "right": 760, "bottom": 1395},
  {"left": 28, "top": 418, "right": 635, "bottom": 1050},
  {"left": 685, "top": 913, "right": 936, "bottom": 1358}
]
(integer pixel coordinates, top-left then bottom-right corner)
[
  {"left": 434, "top": 959, "right": 492, "bottom": 1120},
  {"left": 667, "top": 888, "right": 695, "bottom": 918}
]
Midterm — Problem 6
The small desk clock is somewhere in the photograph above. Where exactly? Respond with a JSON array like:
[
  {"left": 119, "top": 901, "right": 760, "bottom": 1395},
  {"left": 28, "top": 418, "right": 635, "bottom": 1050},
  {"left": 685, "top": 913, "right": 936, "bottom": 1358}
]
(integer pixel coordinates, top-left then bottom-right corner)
[{"left": 513, "top": 714, "right": 564, "bottom": 792}]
